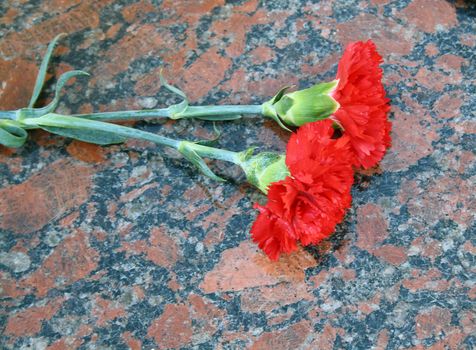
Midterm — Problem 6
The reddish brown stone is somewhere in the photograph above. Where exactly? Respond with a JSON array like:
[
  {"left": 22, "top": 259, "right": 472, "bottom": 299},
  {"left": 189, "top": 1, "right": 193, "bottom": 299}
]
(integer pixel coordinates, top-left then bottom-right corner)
[
  {"left": 31, "top": 0, "right": 82, "bottom": 17},
  {"left": 210, "top": 9, "right": 271, "bottom": 58},
  {"left": 46, "top": 324, "right": 92, "bottom": 350},
  {"left": 436, "top": 54, "right": 467, "bottom": 72},
  {"left": 162, "top": 0, "right": 224, "bottom": 15},
  {"left": 188, "top": 294, "right": 226, "bottom": 339},
  {"left": 29, "top": 128, "right": 65, "bottom": 147},
  {"left": 410, "top": 237, "right": 442, "bottom": 262},
  {"left": 0, "top": 160, "right": 94, "bottom": 234},
  {"left": 356, "top": 300, "right": 379, "bottom": 316},
  {"left": 93, "top": 296, "right": 126, "bottom": 326},
  {"left": 460, "top": 311, "right": 476, "bottom": 333},
  {"left": 400, "top": 0, "right": 457, "bottom": 33},
  {"left": 307, "top": 324, "right": 345, "bottom": 350},
  {"left": 0, "top": 58, "right": 38, "bottom": 109},
  {"left": 424, "top": 43, "right": 439, "bottom": 56},
  {"left": 234, "top": 0, "right": 260, "bottom": 12},
  {"left": 249, "top": 46, "right": 275, "bottom": 64},
  {"left": 122, "top": 331, "right": 142, "bottom": 350},
  {"left": 0, "top": 148, "right": 24, "bottom": 174},
  {"left": 200, "top": 242, "right": 316, "bottom": 293},
  {"left": 356, "top": 203, "right": 388, "bottom": 251},
  {"left": 267, "top": 310, "right": 295, "bottom": 326},
  {"left": 405, "top": 175, "right": 474, "bottom": 228},
  {"left": 355, "top": 204, "right": 408, "bottom": 264},
  {"left": 375, "top": 329, "right": 389, "bottom": 349},
  {"left": 119, "top": 182, "right": 159, "bottom": 203},
  {"left": 182, "top": 204, "right": 212, "bottom": 222},
  {"left": 415, "top": 307, "right": 452, "bottom": 339},
  {"left": 117, "top": 226, "right": 180, "bottom": 268},
  {"left": 438, "top": 332, "right": 466, "bottom": 350},
  {"left": 460, "top": 33, "right": 476, "bottom": 47},
  {"left": 167, "top": 272, "right": 181, "bottom": 292},
  {"left": 220, "top": 68, "right": 299, "bottom": 104},
  {"left": 182, "top": 49, "right": 232, "bottom": 101},
  {"left": 403, "top": 269, "right": 451, "bottom": 293},
  {"left": 309, "top": 267, "right": 356, "bottom": 288},
  {"left": 121, "top": 1, "right": 157, "bottom": 22},
  {"left": 372, "top": 245, "right": 407, "bottom": 265},
  {"left": 383, "top": 104, "right": 438, "bottom": 171},
  {"left": 46, "top": 337, "right": 83, "bottom": 350},
  {"left": 21, "top": 229, "right": 99, "bottom": 297},
  {"left": 66, "top": 140, "right": 106, "bottom": 163},
  {"left": 92, "top": 24, "right": 169, "bottom": 85},
  {"left": 182, "top": 184, "right": 208, "bottom": 202},
  {"left": 126, "top": 167, "right": 153, "bottom": 187},
  {"left": 442, "top": 148, "right": 475, "bottom": 175},
  {"left": 4, "top": 297, "right": 65, "bottom": 336},
  {"left": 105, "top": 23, "right": 122, "bottom": 39},
  {"left": 0, "top": 0, "right": 110, "bottom": 59},
  {"left": 0, "top": 272, "right": 29, "bottom": 299},
  {"left": 58, "top": 210, "right": 80, "bottom": 227},
  {"left": 147, "top": 304, "right": 193, "bottom": 349},
  {"left": 133, "top": 285, "right": 145, "bottom": 300},
  {"left": 240, "top": 282, "right": 313, "bottom": 313},
  {"left": 455, "top": 119, "right": 476, "bottom": 135},
  {"left": 202, "top": 192, "right": 244, "bottom": 248},
  {"left": 433, "top": 91, "right": 464, "bottom": 120},
  {"left": 462, "top": 241, "right": 476, "bottom": 255},
  {"left": 0, "top": 7, "right": 19, "bottom": 25},
  {"left": 251, "top": 320, "right": 312, "bottom": 350},
  {"left": 415, "top": 67, "right": 461, "bottom": 91},
  {"left": 336, "top": 13, "right": 415, "bottom": 56},
  {"left": 300, "top": 52, "right": 341, "bottom": 77}
]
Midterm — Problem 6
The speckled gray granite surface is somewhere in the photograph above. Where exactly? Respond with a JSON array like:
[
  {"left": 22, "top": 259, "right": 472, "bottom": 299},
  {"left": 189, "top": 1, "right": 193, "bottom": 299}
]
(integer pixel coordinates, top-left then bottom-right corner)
[{"left": 0, "top": 0, "right": 475, "bottom": 349}]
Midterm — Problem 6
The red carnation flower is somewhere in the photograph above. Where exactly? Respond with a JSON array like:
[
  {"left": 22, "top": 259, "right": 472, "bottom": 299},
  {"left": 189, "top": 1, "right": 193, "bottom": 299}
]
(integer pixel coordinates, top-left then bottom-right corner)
[
  {"left": 250, "top": 120, "right": 354, "bottom": 260},
  {"left": 332, "top": 40, "right": 391, "bottom": 169}
]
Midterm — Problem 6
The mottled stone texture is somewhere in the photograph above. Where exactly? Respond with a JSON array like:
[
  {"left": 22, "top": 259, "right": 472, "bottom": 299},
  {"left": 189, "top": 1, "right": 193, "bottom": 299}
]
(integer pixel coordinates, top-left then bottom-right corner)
[{"left": 0, "top": 0, "right": 475, "bottom": 349}]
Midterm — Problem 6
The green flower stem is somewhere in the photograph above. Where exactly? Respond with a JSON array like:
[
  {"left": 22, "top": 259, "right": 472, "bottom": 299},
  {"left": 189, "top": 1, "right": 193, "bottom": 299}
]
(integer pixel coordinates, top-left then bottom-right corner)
[
  {"left": 0, "top": 111, "right": 17, "bottom": 120},
  {"left": 23, "top": 114, "right": 243, "bottom": 165},
  {"left": 74, "top": 105, "right": 263, "bottom": 122},
  {"left": 0, "top": 105, "right": 262, "bottom": 122},
  {"left": 187, "top": 142, "right": 242, "bottom": 164}
]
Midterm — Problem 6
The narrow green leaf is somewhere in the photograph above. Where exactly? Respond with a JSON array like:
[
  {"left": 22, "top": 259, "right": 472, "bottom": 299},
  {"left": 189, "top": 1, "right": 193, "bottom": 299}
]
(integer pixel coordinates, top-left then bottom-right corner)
[
  {"left": 159, "top": 70, "right": 187, "bottom": 99},
  {"left": 22, "top": 114, "right": 125, "bottom": 145},
  {"left": 31, "top": 70, "right": 90, "bottom": 117},
  {"left": 270, "top": 85, "right": 292, "bottom": 104},
  {"left": 195, "top": 123, "right": 221, "bottom": 146},
  {"left": 40, "top": 126, "right": 126, "bottom": 145},
  {"left": 178, "top": 142, "right": 225, "bottom": 182},
  {"left": 29, "top": 33, "right": 66, "bottom": 108},
  {"left": 194, "top": 114, "right": 242, "bottom": 121},
  {"left": 0, "top": 121, "right": 28, "bottom": 148},
  {"left": 261, "top": 88, "right": 292, "bottom": 132},
  {"left": 23, "top": 113, "right": 179, "bottom": 149},
  {"left": 160, "top": 70, "right": 189, "bottom": 118}
]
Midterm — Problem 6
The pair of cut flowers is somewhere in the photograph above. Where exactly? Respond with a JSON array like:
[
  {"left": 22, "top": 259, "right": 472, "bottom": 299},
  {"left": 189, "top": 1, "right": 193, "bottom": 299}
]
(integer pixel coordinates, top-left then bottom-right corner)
[
  {"left": 249, "top": 40, "right": 391, "bottom": 260},
  {"left": 0, "top": 37, "right": 391, "bottom": 261}
]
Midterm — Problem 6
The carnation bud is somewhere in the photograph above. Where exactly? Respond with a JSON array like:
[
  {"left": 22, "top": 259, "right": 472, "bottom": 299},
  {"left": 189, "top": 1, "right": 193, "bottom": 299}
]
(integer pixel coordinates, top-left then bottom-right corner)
[
  {"left": 239, "top": 150, "right": 290, "bottom": 193},
  {"left": 262, "top": 80, "right": 340, "bottom": 127}
]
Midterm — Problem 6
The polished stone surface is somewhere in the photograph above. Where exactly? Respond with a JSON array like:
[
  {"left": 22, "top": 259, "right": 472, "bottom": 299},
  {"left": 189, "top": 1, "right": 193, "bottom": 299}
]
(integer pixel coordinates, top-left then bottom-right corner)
[{"left": 1, "top": 0, "right": 475, "bottom": 349}]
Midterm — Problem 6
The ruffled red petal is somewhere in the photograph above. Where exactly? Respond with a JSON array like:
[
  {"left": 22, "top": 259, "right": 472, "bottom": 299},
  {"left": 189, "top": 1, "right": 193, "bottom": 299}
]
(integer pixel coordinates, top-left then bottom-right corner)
[
  {"left": 250, "top": 120, "right": 354, "bottom": 260},
  {"left": 333, "top": 40, "right": 392, "bottom": 169}
]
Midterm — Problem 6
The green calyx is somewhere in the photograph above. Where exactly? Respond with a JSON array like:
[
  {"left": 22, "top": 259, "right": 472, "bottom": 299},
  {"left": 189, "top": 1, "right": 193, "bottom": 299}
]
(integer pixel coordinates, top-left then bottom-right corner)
[
  {"left": 239, "top": 150, "right": 290, "bottom": 193},
  {"left": 261, "top": 80, "right": 340, "bottom": 128}
]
